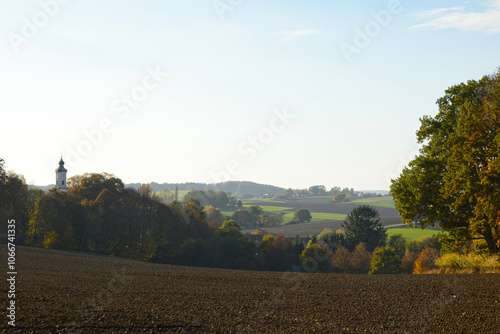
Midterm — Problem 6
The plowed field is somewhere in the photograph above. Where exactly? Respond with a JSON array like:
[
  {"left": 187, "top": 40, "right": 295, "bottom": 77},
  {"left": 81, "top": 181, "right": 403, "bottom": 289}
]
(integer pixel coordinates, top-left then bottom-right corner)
[{"left": 1, "top": 246, "right": 499, "bottom": 333}]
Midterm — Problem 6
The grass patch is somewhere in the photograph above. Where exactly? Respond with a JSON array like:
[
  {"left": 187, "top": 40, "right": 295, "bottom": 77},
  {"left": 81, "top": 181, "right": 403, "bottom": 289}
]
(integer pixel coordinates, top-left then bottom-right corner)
[
  {"left": 243, "top": 198, "right": 288, "bottom": 203},
  {"left": 386, "top": 228, "right": 440, "bottom": 241},
  {"left": 310, "top": 212, "right": 347, "bottom": 222},
  {"left": 351, "top": 196, "right": 396, "bottom": 209}
]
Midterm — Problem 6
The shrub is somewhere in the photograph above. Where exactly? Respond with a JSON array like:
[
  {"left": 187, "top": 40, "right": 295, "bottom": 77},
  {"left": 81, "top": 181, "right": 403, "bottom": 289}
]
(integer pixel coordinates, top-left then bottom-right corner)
[
  {"left": 401, "top": 251, "right": 418, "bottom": 274},
  {"left": 370, "top": 247, "right": 402, "bottom": 274},
  {"left": 435, "top": 253, "right": 500, "bottom": 273},
  {"left": 413, "top": 248, "right": 440, "bottom": 274}
]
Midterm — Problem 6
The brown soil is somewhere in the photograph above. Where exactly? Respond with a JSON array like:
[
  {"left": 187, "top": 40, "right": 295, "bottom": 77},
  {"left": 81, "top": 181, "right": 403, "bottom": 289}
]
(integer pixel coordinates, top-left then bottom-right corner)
[{"left": 1, "top": 245, "right": 499, "bottom": 333}]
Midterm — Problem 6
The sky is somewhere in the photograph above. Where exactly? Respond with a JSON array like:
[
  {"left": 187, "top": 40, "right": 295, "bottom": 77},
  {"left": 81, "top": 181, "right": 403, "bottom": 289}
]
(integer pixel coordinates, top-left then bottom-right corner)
[{"left": 1, "top": 0, "right": 499, "bottom": 191}]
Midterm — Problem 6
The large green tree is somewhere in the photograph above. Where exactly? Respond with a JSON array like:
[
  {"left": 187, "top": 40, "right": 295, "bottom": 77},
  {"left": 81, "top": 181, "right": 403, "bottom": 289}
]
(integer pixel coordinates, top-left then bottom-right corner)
[
  {"left": 342, "top": 205, "right": 386, "bottom": 251},
  {"left": 391, "top": 70, "right": 500, "bottom": 254}
]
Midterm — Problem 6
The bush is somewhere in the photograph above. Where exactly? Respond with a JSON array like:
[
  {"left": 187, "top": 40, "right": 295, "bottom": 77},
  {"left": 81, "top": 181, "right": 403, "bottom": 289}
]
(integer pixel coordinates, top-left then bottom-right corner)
[
  {"left": 413, "top": 248, "right": 440, "bottom": 274},
  {"left": 402, "top": 251, "right": 418, "bottom": 274},
  {"left": 370, "top": 247, "right": 402, "bottom": 274},
  {"left": 435, "top": 253, "right": 500, "bottom": 273}
]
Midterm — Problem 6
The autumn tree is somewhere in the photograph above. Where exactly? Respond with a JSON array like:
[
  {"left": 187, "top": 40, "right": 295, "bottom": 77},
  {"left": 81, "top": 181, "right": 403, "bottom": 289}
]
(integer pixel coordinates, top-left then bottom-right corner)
[
  {"left": 391, "top": 70, "right": 500, "bottom": 254},
  {"left": 413, "top": 248, "right": 440, "bottom": 274},
  {"left": 204, "top": 205, "right": 227, "bottom": 226},
  {"left": 342, "top": 205, "right": 386, "bottom": 251},
  {"left": 350, "top": 243, "right": 373, "bottom": 274},
  {"left": 300, "top": 243, "right": 330, "bottom": 273},
  {"left": 332, "top": 193, "right": 346, "bottom": 203},
  {"left": 370, "top": 247, "right": 402, "bottom": 274},
  {"left": 331, "top": 246, "right": 352, "bottom": 273},
  {"left": 0, "top": 171, "right": 29, "bottom": 244}
]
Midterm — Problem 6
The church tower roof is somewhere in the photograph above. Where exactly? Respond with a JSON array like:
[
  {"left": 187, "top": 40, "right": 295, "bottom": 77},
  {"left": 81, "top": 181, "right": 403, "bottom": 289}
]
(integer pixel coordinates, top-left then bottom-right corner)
[{"left": 56, "top": 157, "right": 67, "bottom": 173}]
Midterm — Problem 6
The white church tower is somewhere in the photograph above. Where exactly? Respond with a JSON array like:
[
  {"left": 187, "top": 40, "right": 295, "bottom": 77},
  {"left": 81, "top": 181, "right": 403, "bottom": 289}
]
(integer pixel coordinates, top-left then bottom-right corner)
[{"left": 55, "top": 157, "right": 68, "bottom": 191}]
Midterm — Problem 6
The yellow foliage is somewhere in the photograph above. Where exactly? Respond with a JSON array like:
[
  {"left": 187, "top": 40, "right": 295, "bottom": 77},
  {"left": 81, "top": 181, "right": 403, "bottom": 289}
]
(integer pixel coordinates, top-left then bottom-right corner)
[{"left": 435, "top": 252, "right": 500, "bottom": 273}]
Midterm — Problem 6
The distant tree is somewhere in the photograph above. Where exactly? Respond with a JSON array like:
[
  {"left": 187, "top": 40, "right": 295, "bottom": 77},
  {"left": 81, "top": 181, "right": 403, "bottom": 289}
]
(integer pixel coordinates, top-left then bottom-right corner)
[
  {"left": 204, "top": 206, "right": 227, "bottom": 227},
  {"left": 308, "top": 185, "right": 326, "bottom": 196},
  {"left": 138, "top": 183, "right": 156, "bottom": 199},
  {"left": 331, "top": 246, "right": 352, "bottom": 273},
  {"left": 293, "top": 208, "right": 312, "bottom": 223},
  {"left": 284, "top": 188, "right": 294, "bottom": 198},
  {"left": 387, "top": 234, "right": 407, "bottom": 259},
  {"left": 231, "top": 209, "right": 253, "bottom": 228},
  {"left": 267, "top": 214, "right": 284, "bottom": 226},
  {"left": 300, "top": 243, "right": 330, "bottom": 273},
  {"left": 332, "top": 193, "right": 346, "bottom": 203},
  {"left": 237, "top": 200, "right": 243, "bottom": 208},
  {"left": 1, "top": 171, "right": 29, "bottom": 243},
  {"left": 271, "top": 234, "right": 295, "bottom": 270},
  {"left": 215, "top": 191, "right": 229, "bottom": 208},
  {"left": 370, "top": 247, "right": 402, "bottom": 274},
  {"left": 402, "top": 251, "right": 419, "bottom": 274},
  {"left": 350, "top": 243, "right": 373, "bottom": 274},
  {"left": 214, "top": 220, "right": 255, "bottom": 269},
  {"left": 257, "top": 233, "right": 294, "bottom": 271},
  {"left": 329, "top": 186, "right": 341, "bottom": 196},
  {"left": 317, "top": 228, "right": 345, "bottom": 252},
  {"left": 342, "top": 206, "right": 386, "bottom": 251},
  {"left": 68, "top": 173, "right": 124, "bottom": 201},
  {"left": 251, "top": 228, "right": 268, "bottom": 235},
  {"left": 292, "top": 235, "right": 305, "bottom": 262},
  {"left": 247, "top": 205, "right": 263, "bottom": 225},
  {"left": 174, "top": 186, "right": 179, "bottom": 201}
]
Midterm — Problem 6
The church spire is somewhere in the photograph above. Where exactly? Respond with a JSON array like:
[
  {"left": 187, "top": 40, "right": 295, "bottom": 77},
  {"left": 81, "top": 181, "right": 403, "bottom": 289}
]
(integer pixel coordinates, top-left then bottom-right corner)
[{"left": 55, "top": 156, "right": 68, "bottom": 191}]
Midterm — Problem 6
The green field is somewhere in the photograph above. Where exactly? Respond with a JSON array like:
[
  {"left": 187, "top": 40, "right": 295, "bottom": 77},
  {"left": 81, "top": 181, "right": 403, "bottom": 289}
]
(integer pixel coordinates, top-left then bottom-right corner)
[
  {"left": 386, "top": 228, "right": 440, "bottom": 241},
  {"left": 243, "top": 198, "right": 288, "bottom": 203},
  {"left": 351, "top": 196, "right": 396, "bottom": 209},
  {"left": 222, "top": 204, "right": 346, "bottom": 224},
  {"left": 310, "top": 212, "right": 347, "bottom": 222}
]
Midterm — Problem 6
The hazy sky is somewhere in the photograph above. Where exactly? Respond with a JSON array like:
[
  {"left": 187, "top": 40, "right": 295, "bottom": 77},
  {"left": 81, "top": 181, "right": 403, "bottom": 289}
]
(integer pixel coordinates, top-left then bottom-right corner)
[{"left": 1, "top": 0, "right": 499, "bottom": 190}]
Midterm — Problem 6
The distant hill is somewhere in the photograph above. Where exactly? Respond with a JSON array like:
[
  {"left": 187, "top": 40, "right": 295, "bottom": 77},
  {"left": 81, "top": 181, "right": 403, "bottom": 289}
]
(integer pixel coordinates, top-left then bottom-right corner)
[
  {"left": 126, "top": 181, "right": 286, "bottom": 197},
  {"left": 358, "top": 190, "right": 391, "bottom": 196},
  {"left": 29, "top": 184, "right": 55, "bottom": 192}
]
